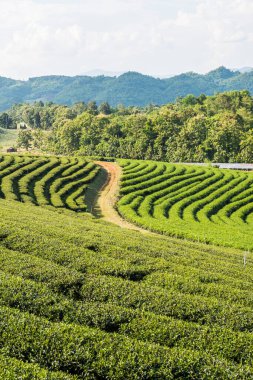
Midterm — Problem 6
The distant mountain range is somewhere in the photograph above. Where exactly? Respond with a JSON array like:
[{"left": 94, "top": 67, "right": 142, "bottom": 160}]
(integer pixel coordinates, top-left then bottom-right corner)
[{"left": 1, "top": 66, "right": 253, "bottom": 111}]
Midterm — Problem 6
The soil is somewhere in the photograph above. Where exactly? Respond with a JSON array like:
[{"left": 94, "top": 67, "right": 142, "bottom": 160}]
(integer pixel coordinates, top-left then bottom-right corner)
[{"left": 93, "top": 161, "right": 152, "bottom": 234}]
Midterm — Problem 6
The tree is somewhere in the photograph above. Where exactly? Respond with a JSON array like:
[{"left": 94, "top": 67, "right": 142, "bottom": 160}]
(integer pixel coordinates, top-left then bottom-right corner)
[
  {"left": 239, "top": 131, "right": 253, "bottom": 162},
  {"left": 207, "top": 112, "right": 242, "bottom": 162},
  {"left": 71, "top": 102, "right": 87, "bottom": 115},
  {"left": 116, "top": 104, "right": 129, "bottom": 115},
  {"left": 53, "top": 121, "right": 82, "bottom": 154},
  {"left": 173, "top": 115, "right": 208, "bottom": 162},
  {"left": 0, "top": 113, "right": 14, "bottom": 129},
  {"left": 180, "top": 94, "right": 198, "bottom": 106},
  {"left": 17, "top": 130, "right": 33, "bottom": 150},
  {"left": 87, "top": 101, "right": 98, "bottom": 115},
  {"left": 33, "top": 130, "right": 48, "bottom": 151},
  {"left": 34, "top": 112, "right": 41, "bottom": 129},
  {"left": 99, "top": 102, "right": 112, "bottom": 115}
]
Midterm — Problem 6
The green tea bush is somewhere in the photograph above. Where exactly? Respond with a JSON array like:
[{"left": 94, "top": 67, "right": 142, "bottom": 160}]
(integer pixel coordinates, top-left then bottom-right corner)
[
  {"left": 118, "top": 159, "right": 253, "bottom": 250},
  {"left": 0, "top": 155, "right": 99, "bottom": 212}
]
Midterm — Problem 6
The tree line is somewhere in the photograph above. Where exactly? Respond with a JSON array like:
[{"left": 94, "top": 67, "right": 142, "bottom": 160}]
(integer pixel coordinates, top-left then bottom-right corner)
[{"left": 4, "top": 91, "right": 253, "bottom": 163}]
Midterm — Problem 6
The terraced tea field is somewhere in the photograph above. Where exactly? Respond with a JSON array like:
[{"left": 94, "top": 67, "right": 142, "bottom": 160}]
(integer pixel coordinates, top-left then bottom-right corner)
[
  {"left": 1, "top": 154, "right": 253, "bottom": 378},
  {"left": 118, "top": 160, "right": 253, "bottom": 250},
  {"left": 0, "top": 196, "right": 253, "bottom": 379},
  {"left": 0, "top": 155, "right": 100, "bottom": 212}
]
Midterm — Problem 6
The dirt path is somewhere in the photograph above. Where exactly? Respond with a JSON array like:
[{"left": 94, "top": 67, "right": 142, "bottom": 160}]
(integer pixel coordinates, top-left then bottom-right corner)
[{"left": 94, "top": 161, "right": 152, "bottom": 234}]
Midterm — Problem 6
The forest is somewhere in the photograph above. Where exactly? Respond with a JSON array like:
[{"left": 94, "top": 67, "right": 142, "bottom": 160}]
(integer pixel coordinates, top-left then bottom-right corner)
[{"left": 4, "top": 90, "right": 253, "bottom": 163}]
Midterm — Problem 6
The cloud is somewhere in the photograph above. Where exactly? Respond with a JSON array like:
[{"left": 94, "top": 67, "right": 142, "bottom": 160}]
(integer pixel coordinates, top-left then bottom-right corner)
[{"left": 0, "top": 0, "right": 252, "bottom": 79}]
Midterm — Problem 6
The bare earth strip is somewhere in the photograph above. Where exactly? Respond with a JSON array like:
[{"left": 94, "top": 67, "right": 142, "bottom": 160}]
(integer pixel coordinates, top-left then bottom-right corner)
[{"left": 94, "top": 161, "right": 152, "bottom": 234}]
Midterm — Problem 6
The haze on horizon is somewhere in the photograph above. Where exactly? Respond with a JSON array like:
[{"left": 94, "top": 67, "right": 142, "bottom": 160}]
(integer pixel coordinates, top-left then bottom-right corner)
[{"left": 0, "top": 0, "right": 252, "bottom": 80}]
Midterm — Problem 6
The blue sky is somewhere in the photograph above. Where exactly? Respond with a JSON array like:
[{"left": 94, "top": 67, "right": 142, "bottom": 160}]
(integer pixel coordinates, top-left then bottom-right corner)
[{"left": 0, "top": 0, "right": 252, "bottom": 79}]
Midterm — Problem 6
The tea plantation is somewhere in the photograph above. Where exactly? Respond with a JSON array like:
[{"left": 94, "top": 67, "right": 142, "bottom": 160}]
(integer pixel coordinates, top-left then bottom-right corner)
[
  {"left": 0, "top": 155, "right": 99, "bottom": 212},
  {"left": 0, "top": 155, "right": 253, "bottom": 378},
  {"left": 118, "top": 160, "right": 253, "bottom": 251}
]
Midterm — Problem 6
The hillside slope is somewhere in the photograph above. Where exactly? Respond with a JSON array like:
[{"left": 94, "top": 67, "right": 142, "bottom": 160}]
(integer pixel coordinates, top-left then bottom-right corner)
[
  {"left": 0, "top": 197, "right": 253, "bottom": 378},
  {"left": 1, "top": 66, "right": 253, "bottom": 110},
  {"left": 0, "top": 154, "right": 253, "bottom": 377},
  {"left": 0, "top": 155, "right": 100, "bottom": 211},
  {"left": 118, "top": 160, "right": 253, "bottom": 250}
]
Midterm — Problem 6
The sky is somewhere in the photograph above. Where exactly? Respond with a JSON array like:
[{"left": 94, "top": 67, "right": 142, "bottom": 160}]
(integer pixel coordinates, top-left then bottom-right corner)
[{"left": 0, "top": 0, "right": 252, "bottom": 79}]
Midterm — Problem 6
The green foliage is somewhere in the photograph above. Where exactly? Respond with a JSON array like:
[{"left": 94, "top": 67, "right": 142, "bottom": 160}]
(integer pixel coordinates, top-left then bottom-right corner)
[
  {"left": 0, "top": 155, "right": 99, "bottom": 212},
  {"left": 118, "top": 160, "right": 253, "bottom": 250},
  {"left": 0, "top": 354, "right": 77, "bottom": 380},
  {"left": 15, "top": 89, "right": 253, "bottom": 163},
  {"left": 99, "top": 101, "right": 112, "bottom": 115},
  {"left": 0, "top": 134, "right": 253, "bottom": 377},
  {"left": 17, "top": 130, "right": 33, "bottom": 150},
  {"left": 0, "top": 113, "right": 15, "bottom": 129},
  {"left": 3, "top": 304, "right": 250, "bottom": 380},
  {"left": 1, "top": 196, "right": 253, "bottom": 377}
]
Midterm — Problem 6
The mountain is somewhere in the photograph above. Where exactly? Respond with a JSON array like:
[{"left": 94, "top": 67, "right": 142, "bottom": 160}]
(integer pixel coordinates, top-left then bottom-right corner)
[{"left": 1, "top": 66, "right": 253, "bottom": 111}]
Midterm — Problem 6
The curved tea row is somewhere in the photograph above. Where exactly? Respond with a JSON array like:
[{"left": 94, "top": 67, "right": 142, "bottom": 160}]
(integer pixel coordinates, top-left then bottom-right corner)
[
  {"left": 0, "top": 155, "right": 99, "bottom": 212},
  {"left": 1, "top": 195, "right": 253, "bottom": 378},
  {"left": 118, "top": 160, "right": 253, "bottom": 250}
]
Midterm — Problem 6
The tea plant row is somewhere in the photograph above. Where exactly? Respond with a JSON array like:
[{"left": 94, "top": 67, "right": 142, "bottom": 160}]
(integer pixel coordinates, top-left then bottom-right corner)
[
  {"left": 118, "top": 160, "right": 253, "bottom": 250},
  {"left": 0, "top": 155, "right": 99, "bottom": 212}
]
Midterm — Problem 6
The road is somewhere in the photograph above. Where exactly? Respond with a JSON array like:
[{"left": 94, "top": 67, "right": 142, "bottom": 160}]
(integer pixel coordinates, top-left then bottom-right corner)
[{"left": 94, "top": 161, "right": 152, "bottom": 234}]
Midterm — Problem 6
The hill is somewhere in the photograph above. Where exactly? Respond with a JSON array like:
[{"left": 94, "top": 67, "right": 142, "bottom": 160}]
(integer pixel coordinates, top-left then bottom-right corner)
[
  {"left": 118, "top": 159, "right": 253, "bottom": 250},
  {"left": 1, "top": 159, "right": 253, "bottom": 377},
  {"left": 0, "top": 155, "right": 99, "bottom": 211},
  {"left": 2, "top": 154, "right": 253, "bottom": 253},
  {"left": 2, "top": 66, "right": 253, "bottom": 110}
]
